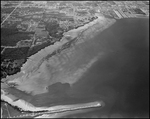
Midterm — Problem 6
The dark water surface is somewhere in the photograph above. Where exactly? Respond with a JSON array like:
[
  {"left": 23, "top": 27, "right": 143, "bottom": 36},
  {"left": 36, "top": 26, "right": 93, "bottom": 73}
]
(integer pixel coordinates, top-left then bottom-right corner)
[{"left": 68, "top": 18, "right": 149, "bottom": 118}]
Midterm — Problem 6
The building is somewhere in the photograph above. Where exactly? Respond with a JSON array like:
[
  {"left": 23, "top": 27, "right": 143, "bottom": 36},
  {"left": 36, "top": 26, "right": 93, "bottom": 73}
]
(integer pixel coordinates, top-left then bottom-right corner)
[{"left": 113, "top": 10, "right": 122, "bottom": 19}]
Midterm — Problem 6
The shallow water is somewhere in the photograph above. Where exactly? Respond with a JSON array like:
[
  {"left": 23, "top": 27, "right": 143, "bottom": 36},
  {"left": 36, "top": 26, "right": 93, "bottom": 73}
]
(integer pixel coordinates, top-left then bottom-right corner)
[
  {"left": 67, "top": 18, "right": 149, "bottom": 118},
  {"left": 1, "top": 18, "right": 148, "bottom": 118}
]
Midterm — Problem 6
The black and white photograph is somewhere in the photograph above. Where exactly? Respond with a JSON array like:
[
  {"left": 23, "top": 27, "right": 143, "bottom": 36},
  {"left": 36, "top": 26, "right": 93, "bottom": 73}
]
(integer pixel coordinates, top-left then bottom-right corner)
[{"left": 1, "top": 1, "right": 149, "bottom": 118}]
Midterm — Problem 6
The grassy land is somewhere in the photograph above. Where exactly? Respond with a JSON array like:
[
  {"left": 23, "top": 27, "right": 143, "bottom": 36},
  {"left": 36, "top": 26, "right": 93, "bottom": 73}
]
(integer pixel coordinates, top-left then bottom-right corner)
[
  {"left": 1, "top": 28, "right": 34, "bottom": 46},
  {"left": 2, "top": 47, "right": 30, "bottom": 60}
]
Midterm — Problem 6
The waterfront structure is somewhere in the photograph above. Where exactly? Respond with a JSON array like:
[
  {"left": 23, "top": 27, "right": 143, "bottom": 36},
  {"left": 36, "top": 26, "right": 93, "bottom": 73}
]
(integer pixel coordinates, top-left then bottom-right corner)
[{"left": 113, "top": 10, "right": 122, "bottom": 19}]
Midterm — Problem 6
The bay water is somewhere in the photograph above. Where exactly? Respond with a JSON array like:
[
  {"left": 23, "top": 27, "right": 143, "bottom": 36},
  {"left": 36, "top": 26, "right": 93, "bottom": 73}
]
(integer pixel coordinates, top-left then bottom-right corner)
[{"left": 68, "top": 18, "right": 149, "bottom": 118}]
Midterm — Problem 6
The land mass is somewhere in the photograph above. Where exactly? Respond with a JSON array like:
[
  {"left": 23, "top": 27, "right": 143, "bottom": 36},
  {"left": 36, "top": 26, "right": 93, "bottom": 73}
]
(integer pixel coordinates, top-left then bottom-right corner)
[
  {"left": 3, "top": 14, "right": 115, "bottom": 95},
  {"left": 1, "top": 14, "right": 115, "bottom": 113}
]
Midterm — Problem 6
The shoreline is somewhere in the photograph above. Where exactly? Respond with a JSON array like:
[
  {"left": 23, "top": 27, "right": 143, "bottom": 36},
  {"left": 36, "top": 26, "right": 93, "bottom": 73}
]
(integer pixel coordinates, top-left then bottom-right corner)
[
  {"left": 1, "top": 14, "right": 115, "bottom": 114},
  {"left": 2, "top": 14, "right": 116, "bottom": 82},
  {"left": 1, "top": 16, "right": 116, "bottom": 95},
  {"left": 21, "top": 14, "right": 116, "bottom": 74},
  {"left": 1, "top": 92, "right": 103, "bottom": 118}
]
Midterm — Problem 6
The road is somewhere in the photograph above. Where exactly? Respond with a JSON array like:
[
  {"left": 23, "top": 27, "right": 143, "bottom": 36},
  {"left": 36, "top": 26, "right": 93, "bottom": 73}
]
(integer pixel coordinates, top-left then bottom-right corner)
[
  {"left": 30, "top": 9, "right": 46, "bottom": 47},
  {"left": 1, "top": 1, "right": 23, "bottom": 26}
]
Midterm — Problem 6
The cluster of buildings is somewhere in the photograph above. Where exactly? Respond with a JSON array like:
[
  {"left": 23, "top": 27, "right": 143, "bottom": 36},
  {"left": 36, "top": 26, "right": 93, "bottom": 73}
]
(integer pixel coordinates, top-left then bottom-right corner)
[
  {"left": 1, "top": 1, "right": 149, "bottom": 46},
  {"left": 1, "top": 1, "right": 149, "bottom": 78},
  {"left": 2, "top": 1, "right": 149, "bottom": 31},
  {"left": 113, "top": 9, "right": 135, "bottom": 18},
  {"left": 98, "top": 1, "right": 149, "bottom": 19},
  {"left": 112, "top": 8, "right": 148, "bottom": 19}
]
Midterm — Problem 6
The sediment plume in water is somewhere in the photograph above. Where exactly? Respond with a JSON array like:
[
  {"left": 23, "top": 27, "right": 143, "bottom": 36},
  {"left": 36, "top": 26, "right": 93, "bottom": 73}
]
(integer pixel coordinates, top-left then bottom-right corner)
[
  {"left": 1, "top": 15, "right": 115, "bottom": 117},
  {"left": 2, "top": 15, "right": 115, "bottom": 95}
]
